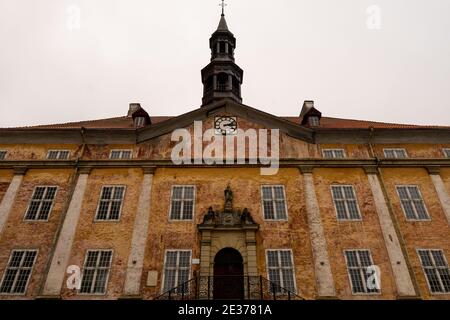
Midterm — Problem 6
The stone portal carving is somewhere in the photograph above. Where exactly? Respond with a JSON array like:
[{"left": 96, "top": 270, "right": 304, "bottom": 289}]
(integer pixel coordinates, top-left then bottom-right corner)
[{"left": 199, "top": 186, "right": 257, "bottom": 228}]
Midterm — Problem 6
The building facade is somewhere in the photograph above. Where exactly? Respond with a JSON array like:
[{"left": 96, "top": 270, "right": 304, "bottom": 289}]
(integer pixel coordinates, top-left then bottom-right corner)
[{"left": 0, "top": 12, "right": 450, "bottom": 300}]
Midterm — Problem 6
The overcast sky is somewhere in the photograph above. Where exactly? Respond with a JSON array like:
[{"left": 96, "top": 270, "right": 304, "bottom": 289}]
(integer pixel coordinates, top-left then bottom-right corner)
[{"left": 0, "top": 0, "right": 449, "bottom": 127}]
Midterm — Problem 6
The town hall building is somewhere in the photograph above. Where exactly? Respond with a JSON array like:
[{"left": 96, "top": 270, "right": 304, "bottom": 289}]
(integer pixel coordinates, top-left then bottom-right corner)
[{"left": 0, "top": 10, "right": 449, "bottom": 300}]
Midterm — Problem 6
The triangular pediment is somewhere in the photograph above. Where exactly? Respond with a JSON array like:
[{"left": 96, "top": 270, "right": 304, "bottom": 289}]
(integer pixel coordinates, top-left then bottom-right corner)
[{"left": 137, "top": 99, "right": 313, "bottom": 143}]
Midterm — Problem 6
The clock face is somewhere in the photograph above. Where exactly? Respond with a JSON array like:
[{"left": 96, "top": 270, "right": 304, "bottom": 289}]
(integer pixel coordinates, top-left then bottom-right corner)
[{"left": 214, "top": 116, "right": 237, "bottom": 135}]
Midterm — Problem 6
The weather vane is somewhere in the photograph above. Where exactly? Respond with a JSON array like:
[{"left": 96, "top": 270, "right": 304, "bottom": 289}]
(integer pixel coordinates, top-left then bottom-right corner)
[{"left": 220, "top": 0, "right": 227, "bottom": 16}]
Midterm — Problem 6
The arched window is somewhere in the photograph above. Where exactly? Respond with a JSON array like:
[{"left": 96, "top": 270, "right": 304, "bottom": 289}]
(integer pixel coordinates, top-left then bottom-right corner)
[{"left": 217, "top": 73, "right": 228, "bottom": 91}]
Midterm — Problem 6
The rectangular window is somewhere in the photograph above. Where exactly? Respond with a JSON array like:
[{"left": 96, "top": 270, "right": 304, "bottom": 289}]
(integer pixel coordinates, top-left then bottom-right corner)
[
  {"left": 24, "top": 186, "right": 57, "bottom": 221},
  {"left": 396, "top": 186, "right": 429, "bottom": 220},
  {"left": 162, "top": 250, "right": 191, "bottom": 294},
  {"left": 169, "top": 186, "right": 195, "bottom": 220},
  {"left": 95, "top": 186, "right": 126, "bottom": 221},
  {"left": 322, "top": 149, "right": 346, "bottom": 159},
  {"left": 383, "top": 148, "right": 408, "bottom": 159},
  {"left": 0, "top": 150, "right": 7, "bottom": 160},
  {"left": 109, "top": 150, "right": 132, "bottom": 160},
  {"left": 47, "top": 150, "right": 70, "bottom": 160},
  {"left": 261, "top": 185, "right": 288, "bottom": 220},
  {"left": 266, "top": 250, "right": 296, "bottom": 294},
  {"left": 79, "top": 250, "right": 113, "bottom": 294},
  {"left": 0, "top": 250, "right": 37, "bottom": 294},
  {"left": 308, "top": 116, "right": 320, "bottom": 127},
  {"left": 418, "top": 249, "right": 450, "bottom": 294},
  {"left": 443, "top": 149, "right": 450, "bottom": 158},
  {"left": 344, "top": 250, "right": 380, "bottom": 294},
  {"left": 331, "top": 185, "right": 361, "bottom": 220}
]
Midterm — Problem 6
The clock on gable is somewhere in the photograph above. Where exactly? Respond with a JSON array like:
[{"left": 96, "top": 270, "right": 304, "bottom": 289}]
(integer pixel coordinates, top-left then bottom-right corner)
[{"left": 214, "top": 116, "right": 237, "bottom": 135}]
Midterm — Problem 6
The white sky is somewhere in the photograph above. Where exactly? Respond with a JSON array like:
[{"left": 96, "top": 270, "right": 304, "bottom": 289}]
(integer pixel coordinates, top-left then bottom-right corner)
[{"left": 0, "top": 0, "right": 449, "bottom": 127}]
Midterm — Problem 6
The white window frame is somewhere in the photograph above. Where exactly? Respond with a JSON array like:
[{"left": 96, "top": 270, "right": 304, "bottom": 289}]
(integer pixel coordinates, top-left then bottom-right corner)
[
  {"left": 0, "top": 249, "right": 38, "bottom": 295},
  {"left": 168, "top": 185, "right": 196, "bottom": 221},
  {"left": 322, "top": 149, "right": 346, "bottom": 159},
  {"left": 78, "top": 249, "right": 113, "bottom": 295},
  {"left": 265, "top": 249, "right": 297, "bottom": 295},
  {"left": 109, "top": 149, "right": 133, "bottom": 160},
  {"left": 308, "top": 116, "right": 320, "bottom": 127},
  {"left": 0, "top": 150, "right": 7, "bottom": 160},
  {"left": 94, "top": 185, "right": 126, "bottom": 221},
  {"left": 396, "top": 185, "right": 430, "bottom": 221},
  {"left": 344, "top": 249, "right": 381, "bottom": 295},
  {"left": 330, "top": 185, "right": 362, "bottom": 221},
  {"left": 417, "top": 249, "right": 450, "bottom": 294},
  {"left": 23, "top": 186, "right": 58, "bottom": 222},
  {"left": 134, "top": 117, "right": 146, "bottom": 127},
  {"left": 443, "top": 148, "right": 450, "bottom": 159},
  {"left": 260, "top": 185, "right": 289, "bottom": 221},
  {"left": 161, "top": 249, "right": 192, "bottom": 294},
  {"left": 46, "top": 150, "right": 70, "bottom": 160},
  {"left": 383, "top": 148, "right": 408, "bottom": 159}
]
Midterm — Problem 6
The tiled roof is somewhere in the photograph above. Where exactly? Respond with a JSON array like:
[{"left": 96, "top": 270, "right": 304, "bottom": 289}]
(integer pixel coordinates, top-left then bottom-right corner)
[
  {"left": 283, "top": 116, "right": 449, "bottom": 129},
  {"left": 9, "top": 115, "right": 449, "bottom": 130}
]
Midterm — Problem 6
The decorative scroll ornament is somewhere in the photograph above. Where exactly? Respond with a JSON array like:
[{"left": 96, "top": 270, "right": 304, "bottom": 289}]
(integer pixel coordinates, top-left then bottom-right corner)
[{"left": 200, "top": 186, "right": 257, "bottom": 228}]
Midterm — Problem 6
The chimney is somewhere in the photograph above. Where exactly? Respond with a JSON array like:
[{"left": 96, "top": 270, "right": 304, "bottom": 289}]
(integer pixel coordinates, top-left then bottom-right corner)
[
  {"left": 127, "top": 103, "right": 141, "bottom": 117},
  {"left": 300, "top": 100, "right": 314, "bottom": 118}
]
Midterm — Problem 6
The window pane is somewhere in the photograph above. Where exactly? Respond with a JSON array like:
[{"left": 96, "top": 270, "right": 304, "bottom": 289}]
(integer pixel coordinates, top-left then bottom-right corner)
[
  {"left": 281, "top": 269, "right": 295, "bottom": 292},
  {"left": 267, "top": 251, "right": 279, "bottom": 268},
  {"left": 0, "top": 269, "right": 17, "bottom": 293},
  {"left": 331, "top": 186, "right": 343, "bottom": 199},
  {"left": 273, "top": 187, "right": 284, "bottom": 199},
  {"left": 184, "top": 187, "right": 194, "bottom": 200},
  {"left": 335, "top": 201, "right": 347, "bottom": 220},
  {"left": 418, "top": 250, "right": 433, "bottom": 267},
  {"left": 182, "top": 201, "right": 193, "bottom": 219},
  {"left": 279, "top": 251, "right": 292, "bottom": 267},
  {"left": 275, "top": 201, "right": 286, "bottom": 219},
  {"left": 358, "top": 251, "right": 372, "bottom": 267},
  {"left": 263, "top": 201, "right": 274, "bottom": 219},
  {"left": 397, "top": 187, "right": 409, "bottom": 200},
  {"left": 262, "top": 187, "right": 273, "bottom": 200},
  {"left": 425, "top": 269, "right": 443, "bottom": 293},
  {"left": 101, "top": 187, "right": 112, "bottom": 200},
  {"left": 85, "top": 251, "right": 99, "bottom": 268},
  {"left": 170, "top": 201, "right": 182, "bottom": 219},
  {"left": 172, "top": 187, "right": 183, "bottom": 199},
  {"left": 343, "top": 186, "right": 355, "bottom": 199},
  {"left": 345, "top": 251, "right": 359, "bottom": 267},
  {"left": 347, "top": 201, "right": 360, "bottom": 219},
  {"left": 349, "top": 269, "right": 365, "bottom": 293},
  {"left": 80, "top": 269, "right": 95, "bottom": 293},
  {"left": 413, "top": 201, "right": 428, "bottom": 220},
  {"left": 401, "top": 200, "right": 416, "bottom": 219},
  {"left": 431, "top": 251, "right": 446, "bottom": 267}
]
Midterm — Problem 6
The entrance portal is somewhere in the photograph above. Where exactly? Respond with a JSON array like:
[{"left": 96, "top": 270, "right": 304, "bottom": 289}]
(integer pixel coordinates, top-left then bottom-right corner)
[{"left": 213, "top": 248, "right": 244, "bottom": 300}]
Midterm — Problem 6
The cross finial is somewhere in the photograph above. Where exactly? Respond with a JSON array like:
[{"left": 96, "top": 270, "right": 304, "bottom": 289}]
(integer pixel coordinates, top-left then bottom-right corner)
[{"left": 220, "top": 0, "right": 227, "bottom": 16}]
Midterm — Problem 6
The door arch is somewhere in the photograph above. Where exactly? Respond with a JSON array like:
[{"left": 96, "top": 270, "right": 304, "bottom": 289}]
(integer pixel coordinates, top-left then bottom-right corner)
[{"left": 213, "top": 248, "right": 244, "bottom": 300}]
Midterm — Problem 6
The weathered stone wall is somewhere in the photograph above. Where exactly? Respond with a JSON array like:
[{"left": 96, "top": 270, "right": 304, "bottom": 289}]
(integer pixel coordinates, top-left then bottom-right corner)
[
  {"left": 140, "top": 168, "right": 316, "bottom": 299},
  {"left": 0, "top": 169, "right": 74, "bottom": 299},
  {"left": 0, "top": 144, "right": 82, "bottom": 160},
  {"left": 313, "top": 168, "right": 397, "bottom": 299},
  {"left": 380, "top": 168, "right": 450, "bottom": 299},
  {"left": 59, "top": 168, "right": 143, "bottom": 299}
]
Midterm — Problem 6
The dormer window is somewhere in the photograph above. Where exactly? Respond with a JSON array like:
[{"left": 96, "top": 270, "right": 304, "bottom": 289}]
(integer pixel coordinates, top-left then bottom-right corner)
[
  {"left": 308, "top": 116, "right": 320, "bottom": 127},
  {"left": 134, "top": 117, "right": 146, "bottom": 128}
]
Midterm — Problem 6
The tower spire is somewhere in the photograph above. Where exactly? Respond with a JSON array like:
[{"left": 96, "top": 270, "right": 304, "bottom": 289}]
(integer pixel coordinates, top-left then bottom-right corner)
[
  {"left": 201, "top": 4, "right": 244, "bottom": 106},
  {"left": 220, "top": 0, "right": 227, "bottom": 16}
]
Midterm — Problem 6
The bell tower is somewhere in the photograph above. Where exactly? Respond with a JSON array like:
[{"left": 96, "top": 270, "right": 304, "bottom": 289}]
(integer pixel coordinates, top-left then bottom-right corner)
[{"left": 201, "top": 2, "right": 244, "bottom": 106}]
